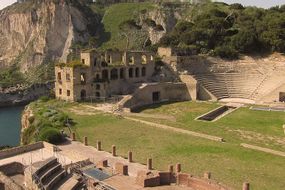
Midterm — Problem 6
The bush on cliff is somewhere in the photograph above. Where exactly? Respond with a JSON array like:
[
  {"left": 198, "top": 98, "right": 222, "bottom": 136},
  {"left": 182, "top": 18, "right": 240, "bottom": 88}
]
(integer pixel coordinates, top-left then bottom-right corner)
[{"left": 38, "top": 127, "right": 64, "bottom": 144}]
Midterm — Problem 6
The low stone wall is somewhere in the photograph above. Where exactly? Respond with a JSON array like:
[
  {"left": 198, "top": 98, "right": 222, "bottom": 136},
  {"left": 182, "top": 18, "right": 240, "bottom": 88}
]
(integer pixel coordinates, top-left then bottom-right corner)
[
  {"left": 0, "top": 142, "right": 44, "bottom": 159},
  {"left": 123, "top": 82, "right": 191, "bottom": 110},
  {"left": 0, "top": 172, "right": 24, "bottom": 190}
]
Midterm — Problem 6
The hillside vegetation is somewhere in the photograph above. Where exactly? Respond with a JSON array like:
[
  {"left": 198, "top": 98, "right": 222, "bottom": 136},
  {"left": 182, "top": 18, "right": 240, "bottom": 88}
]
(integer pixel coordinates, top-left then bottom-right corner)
[
  {"left": 88, "top": 1, "right": 285, "bottom": 59},
  {"left": 159, "top": 2, "right": 285, "bottom": 58},
  {"left": 99, "top": 3, "right": 155, "bottom": 50}
]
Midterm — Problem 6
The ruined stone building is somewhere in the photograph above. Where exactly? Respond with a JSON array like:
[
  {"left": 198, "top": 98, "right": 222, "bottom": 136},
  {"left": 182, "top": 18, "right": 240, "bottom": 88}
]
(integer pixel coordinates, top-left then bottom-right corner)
[
  {"left": 55, "top": 49, "right": 193, "bottom": 110},
  {"left": 55, "top": 49, "right": 156, "bottom": 102}
]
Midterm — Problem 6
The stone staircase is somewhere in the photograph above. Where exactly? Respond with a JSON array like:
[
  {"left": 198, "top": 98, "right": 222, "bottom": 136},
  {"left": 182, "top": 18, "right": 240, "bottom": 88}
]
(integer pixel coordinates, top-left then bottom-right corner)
[
  {"left": 250, "top": 65, "right": 285, "bottom": 101},
  {"left": 32, "top": 157, "right": 82, "bottom": 190}
]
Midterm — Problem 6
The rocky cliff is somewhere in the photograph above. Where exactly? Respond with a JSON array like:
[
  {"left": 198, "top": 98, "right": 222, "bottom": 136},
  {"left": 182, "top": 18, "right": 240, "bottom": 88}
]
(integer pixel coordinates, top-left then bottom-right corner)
[
  {"left": 0, "top": 0, "right": 99, "bottom": 72},
  {"left": 0, "top": 82, "right": 53, "bottom": 107}
]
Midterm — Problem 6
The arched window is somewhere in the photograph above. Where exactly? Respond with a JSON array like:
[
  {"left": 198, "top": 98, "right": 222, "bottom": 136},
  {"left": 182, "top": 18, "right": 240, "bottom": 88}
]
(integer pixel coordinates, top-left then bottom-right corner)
[
  {"left": 142, "top": 55, "right": 147, "bottom": 64},
  {"left": 142, "top": 67, "right": 146, "bottom": 77},
  {"left": 96, "top": 92, "right": 100, "bottom": 98},
  {"left": 111, "top": 69, "right": 118, "bottom": 80},
  {"left": 102, "top": 70, "right": 109, "bottom": 80},
  {"left": 107, "top": 55, "right": 112, "bottom": 63},
  {"left": 101, "top": 61, "right": 108, "bottom": 67},
  {"left": 135, "top": 67, "right": 140, "bottom": 77},
  {"left": 129, "top": 68, "right": 133, "bottom": 78},
  {"left": 80, "top": 90, "right": 86, "bottom": 100},
  {"left": 120, "top": 68, "right": 125, "bottom": 79}
]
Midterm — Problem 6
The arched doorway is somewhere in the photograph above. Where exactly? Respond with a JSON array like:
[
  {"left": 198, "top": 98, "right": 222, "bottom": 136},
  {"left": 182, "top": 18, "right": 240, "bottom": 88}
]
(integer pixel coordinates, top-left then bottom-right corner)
[
  {"left": 80, "top": 89, "right": 86, "bottom": 101},
  {"left": 111, "top": 68, "right": 118, "bottom": 80},
  {"left": 102, "top": 70, "right": 109, "bottom": 80}
]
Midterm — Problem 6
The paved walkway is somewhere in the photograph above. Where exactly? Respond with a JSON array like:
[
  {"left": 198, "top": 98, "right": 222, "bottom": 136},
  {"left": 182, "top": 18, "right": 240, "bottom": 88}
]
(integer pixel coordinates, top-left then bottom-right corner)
[
  {"left": 0, "top": 148, "right": 73, "bottom": 167},
  {"left": 57, "top": 141, "right": 148, "bottom": 177},
  {"left": 123, "top": 116, "right": 224, "bottom": 142}
]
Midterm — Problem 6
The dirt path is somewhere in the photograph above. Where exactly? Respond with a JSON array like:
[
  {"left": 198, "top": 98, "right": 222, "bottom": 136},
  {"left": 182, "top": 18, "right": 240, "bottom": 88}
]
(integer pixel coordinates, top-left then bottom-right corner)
[
  {"left": 124, "top": 116, "right": 224, "bottom": 142},
  {"left": 123, "top": 112, "right": 176, "bottom": 121},
  {"left": 241, "top": 143, "right": 285, "bottom": 157}
]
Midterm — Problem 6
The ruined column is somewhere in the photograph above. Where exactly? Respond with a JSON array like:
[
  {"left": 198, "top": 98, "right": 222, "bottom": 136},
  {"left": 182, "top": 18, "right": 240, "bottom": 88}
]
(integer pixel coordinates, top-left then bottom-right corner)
[
  {"left": 112, "top": 145, "right": 116, "bottom": 156},
  {"left": 204, "top": 172, "right": 211, "bottom": 179},
  {"left": 128, "top": 151, "right": 133, "bottom": 162},
  {"left": 84, "top": 136, "right": 88, "bottom": 146},
  {"left": 72, "top": 132, "right": 76, "bottom": 141},
  {"left": 243, "top": 182, "right": 250, "bottom": 190},
  {"left": 176, "top": 163, "right": 181, "bottom": 173},
  {"left": 97, "top": 141, "right": 102, "bottom": 151},
  {"left": 147, "top": 158, "right": 152, "bottom": 170},
  {"left": 168, "top": 165, "right": 174, "bottom": 173}
]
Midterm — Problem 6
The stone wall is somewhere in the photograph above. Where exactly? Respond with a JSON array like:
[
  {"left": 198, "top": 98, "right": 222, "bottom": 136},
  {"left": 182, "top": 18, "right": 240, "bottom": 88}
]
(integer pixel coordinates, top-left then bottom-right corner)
[
  {"left": 0, "top": 172, "right": 24, "bottom": 190},
  {"left": 198, "top": 84, "right": 217, "bottom": 101},
  {"left": 0, "top": 142, "right": 44, "bottom": 160},
  {"left": 123, "top": 82, "right": 191, "bottom": 110}
]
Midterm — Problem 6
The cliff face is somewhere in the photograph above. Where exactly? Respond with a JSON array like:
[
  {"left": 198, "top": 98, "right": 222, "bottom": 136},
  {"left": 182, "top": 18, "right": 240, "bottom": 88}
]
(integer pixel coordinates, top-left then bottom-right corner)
[
  {"left": 0, "top": 0, "right": 98, "bottom": 72},
  {"left": 0, "top": 82, "right": 53, "bottom": 107},
  {"left": 140, "top": 5, "right": 186, "bottom": 44}
]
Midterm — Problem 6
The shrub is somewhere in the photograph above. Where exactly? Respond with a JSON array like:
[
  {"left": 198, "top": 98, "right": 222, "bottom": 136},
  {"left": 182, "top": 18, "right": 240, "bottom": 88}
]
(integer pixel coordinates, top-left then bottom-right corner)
[
  {"left": 230, "top": 3, "right": 244, "bottom": 10},
  {"left": 38, "top": 127, "right": 64, "bottom": 144},
  {"left": 213, "top": 46, "right": 239, "bottom": 59},
  {"left": 39, "top": 96, "right": 49, "bottom": 102},
  {"left": 28, "top": 115, "right": 35, "bottom": 124}
]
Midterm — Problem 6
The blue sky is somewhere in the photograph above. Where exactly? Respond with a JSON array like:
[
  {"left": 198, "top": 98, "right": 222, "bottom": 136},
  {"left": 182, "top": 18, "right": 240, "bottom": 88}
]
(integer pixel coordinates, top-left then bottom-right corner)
[
  {"left": 215, "top": 0, "right": 285, "bottom": 8},
  {"left": 0, "top": 0, "right": 284, "bottom": 10}
]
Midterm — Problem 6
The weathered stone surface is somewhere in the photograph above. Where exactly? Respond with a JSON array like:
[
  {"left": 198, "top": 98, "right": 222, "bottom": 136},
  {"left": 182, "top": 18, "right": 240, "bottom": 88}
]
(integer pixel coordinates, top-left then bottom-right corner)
[
  {"left": 0, "top": 0, "right": 98, "bottom": 71},
  {"left": 114, "top": 162, "right": 128, "bottom": 176}
]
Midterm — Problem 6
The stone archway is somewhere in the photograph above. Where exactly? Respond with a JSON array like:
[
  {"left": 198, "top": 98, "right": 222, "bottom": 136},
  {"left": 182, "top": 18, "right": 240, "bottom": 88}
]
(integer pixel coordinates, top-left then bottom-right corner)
[{"left": 80, "top": 89, "right": 86, "bottom": 101}]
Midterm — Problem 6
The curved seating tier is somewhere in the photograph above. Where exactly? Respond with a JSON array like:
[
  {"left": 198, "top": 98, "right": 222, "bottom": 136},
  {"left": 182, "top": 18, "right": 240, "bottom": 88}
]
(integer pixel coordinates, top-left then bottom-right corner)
[{"left": 194, "top": 72, "right": 264, "bottom": 100}]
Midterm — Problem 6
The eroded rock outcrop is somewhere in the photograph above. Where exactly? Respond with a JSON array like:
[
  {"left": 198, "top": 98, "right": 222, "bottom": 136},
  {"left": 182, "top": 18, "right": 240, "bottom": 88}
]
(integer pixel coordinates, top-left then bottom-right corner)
[
  {"left": 0, "top": 82, "right": 53, "bottom": 107},
  {"left": 0, "top": 0, "right": 99, "bottom": 72},
  {"left": 140, "top": 5, "right": 184, "bottom": 44}
]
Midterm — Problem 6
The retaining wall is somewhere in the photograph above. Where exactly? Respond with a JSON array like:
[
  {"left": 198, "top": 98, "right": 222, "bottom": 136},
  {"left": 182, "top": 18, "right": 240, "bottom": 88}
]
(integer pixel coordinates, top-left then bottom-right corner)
[{"left": 0, "top": 142, "right": 44, "bottom": 159}]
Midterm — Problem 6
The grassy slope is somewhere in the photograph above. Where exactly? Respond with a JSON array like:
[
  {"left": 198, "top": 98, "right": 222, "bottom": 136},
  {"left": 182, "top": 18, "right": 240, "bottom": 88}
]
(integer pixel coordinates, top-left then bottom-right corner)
[
  {"left": 46, "top": 100, "right": 285, "bottom": 190},
  {"left": 99, "top": 3, "right": 155, "bottom": 50}
]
